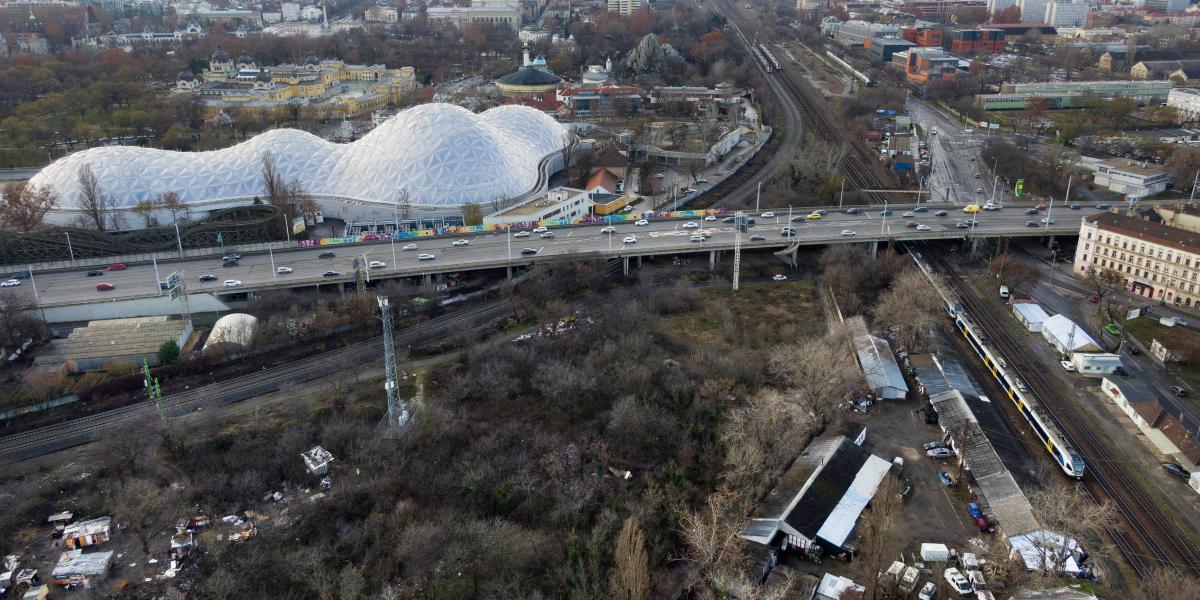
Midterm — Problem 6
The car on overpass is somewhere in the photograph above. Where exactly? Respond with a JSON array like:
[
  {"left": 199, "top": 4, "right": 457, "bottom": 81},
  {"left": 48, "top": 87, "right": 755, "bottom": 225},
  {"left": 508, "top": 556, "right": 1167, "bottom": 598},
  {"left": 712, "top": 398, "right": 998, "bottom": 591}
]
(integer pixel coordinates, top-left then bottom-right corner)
[
  {"left": 623, "top": 236, "right": 638, "bottom": 244},
  {"left": 963, "top": 204, "right": 980, "bottom": 213},
  {"left": 224, "top": 280, "right": 242, "bottom": 287},
  {"left": 107, "top": 263, "right": 127, "bottom": 271},
  {"left": 86, "top": 269, "right": 104, "bottom": 277},
  {"left": 402, "top": 243, "right": 419, "bottom": 250},
  {"left": 369, "top": 261, "right": 386, "bottom": 269},
  {"left": 323, "top": 271, "right": 340, "bottom": 277},
  {"left": 532, "top": 226, "right": 548, "bottom": 233},
  {"left": 319, "top": 251, "right": 336, "bottom": 259},
  {"left": 521, "top": 248, "right": 538, "bottom": 255},
  {"left": 841, "top": 230, "right": 856, "bottom": 237},
  {"left": 1, "top": 279, "right": 20, "bottom": 288},
  {"left": 96, "top": 283, "right": 114, "bottom": 291},
  {"left": 418, "top": 254, "right": 436, "bottom": 261},
  {"left": 277, "top": 267, "right": 293, "bottom": 274},
  {"left": 452, "top": 239, "right": 470, "bottom": 246},
  {"left": 514, "top": 231, "right": 530, "bottom": 238},
  {"left": 199, "top": 274, "right": 217, "bottom": 282}
]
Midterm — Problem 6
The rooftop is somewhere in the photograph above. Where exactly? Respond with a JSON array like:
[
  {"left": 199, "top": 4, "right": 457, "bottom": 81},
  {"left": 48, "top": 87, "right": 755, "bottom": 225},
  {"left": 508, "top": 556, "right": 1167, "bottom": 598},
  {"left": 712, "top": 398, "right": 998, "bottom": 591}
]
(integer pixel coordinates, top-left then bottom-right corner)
[
  {"left": 1087, "top": 212, "right": 1200, "bottom": 256},
  {"left": 1099, "top": 158, "right": 1167, "bottom": 177},
  {"left": 62, "top": 516, "right": 111, "bottom": 538},
  {"left": 52, "top": 549, "right": 113, "bottom": 578}
]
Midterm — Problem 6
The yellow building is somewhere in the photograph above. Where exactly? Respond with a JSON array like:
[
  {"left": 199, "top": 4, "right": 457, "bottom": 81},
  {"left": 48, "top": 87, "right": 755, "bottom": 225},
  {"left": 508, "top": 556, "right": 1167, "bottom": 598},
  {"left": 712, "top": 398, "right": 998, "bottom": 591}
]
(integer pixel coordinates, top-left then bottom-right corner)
[{"left": 177, "top": 47, "right": 416, "bottom": 120}]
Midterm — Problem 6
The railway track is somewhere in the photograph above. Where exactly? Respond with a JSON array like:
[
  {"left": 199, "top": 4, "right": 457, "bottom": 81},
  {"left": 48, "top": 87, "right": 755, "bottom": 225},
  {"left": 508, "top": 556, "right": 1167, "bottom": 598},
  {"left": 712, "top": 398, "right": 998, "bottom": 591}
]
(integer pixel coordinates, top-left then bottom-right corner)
[
  {"left": 933, "top": 256, "right": 1200, "bottom": 579},
  {"left": 0, "top": 300, "right": 514, "bottom": 464},
  {"left": 712, "top": 0, "right": 892, "bottom": 205}
]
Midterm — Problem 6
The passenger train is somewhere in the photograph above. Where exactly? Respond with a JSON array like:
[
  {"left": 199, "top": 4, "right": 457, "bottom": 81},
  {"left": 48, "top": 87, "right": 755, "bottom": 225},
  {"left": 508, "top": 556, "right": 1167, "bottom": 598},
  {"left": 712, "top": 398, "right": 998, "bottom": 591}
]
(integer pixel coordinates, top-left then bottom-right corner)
[
  {"left": 755, "top": 42, "right": 781, "bottom": 73},
  {"left": 912, "top": 253, "right": 1086, "bottom": 479}
]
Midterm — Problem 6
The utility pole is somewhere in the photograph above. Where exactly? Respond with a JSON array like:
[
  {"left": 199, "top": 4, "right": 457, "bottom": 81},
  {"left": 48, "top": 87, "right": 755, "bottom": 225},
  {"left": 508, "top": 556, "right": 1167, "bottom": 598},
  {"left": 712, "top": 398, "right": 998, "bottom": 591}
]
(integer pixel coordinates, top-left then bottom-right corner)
[
  {"left": 1189, "top": 169, "right": 1199, "bottom": 205},
  {"left": 838, "top": 178, "right": 845, "bottom": 207},
  {"left": 733, "top": 210, "right": 743, "bottom": 292},
  {"left": 143, "top": 359, "right": 164, "bottom": 423},
  {"left": 755, "top": 181, "right": 761, "bottom": 213},
  {"left": 378, "top": 296, "right": 409, "bottom": 429}
]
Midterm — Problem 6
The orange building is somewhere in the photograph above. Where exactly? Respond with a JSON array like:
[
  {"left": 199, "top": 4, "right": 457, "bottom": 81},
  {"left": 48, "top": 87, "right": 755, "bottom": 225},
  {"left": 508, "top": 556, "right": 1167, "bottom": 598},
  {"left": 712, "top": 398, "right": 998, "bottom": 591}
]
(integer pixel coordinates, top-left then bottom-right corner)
[
  {"left": 901, "top": 48, "right": 958, "bottom": 85},
  {"left": 901, "top": 27, "right": 943, "bottom": 48}
]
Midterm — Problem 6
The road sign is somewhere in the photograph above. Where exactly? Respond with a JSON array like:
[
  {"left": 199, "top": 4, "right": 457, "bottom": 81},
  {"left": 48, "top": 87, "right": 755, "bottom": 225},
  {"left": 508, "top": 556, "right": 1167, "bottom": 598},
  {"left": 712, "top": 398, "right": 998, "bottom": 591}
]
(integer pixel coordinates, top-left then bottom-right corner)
[
  {"left": 989, "top": 123, "right": 1000, "bottom": 129},
  {"left": 1126, "top": 307, "right": 1142, "bottom": 321},
  {"left": 166, "top": 271, "right": 179, "bottom": 288},
  {"left": 1014, "top": 179, "right": 1025, "bottom": 198},
  {"left": 170, "top": 286, "right": 181, "bottom": 301}
]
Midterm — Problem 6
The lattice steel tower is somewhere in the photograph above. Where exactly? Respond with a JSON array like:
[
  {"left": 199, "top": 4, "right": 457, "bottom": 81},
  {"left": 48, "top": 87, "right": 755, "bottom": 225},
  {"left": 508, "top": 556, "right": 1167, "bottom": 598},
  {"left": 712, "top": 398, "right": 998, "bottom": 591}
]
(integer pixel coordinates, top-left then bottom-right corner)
[{"left": 378, "top": 296, "right": 409, "bottom": 428}]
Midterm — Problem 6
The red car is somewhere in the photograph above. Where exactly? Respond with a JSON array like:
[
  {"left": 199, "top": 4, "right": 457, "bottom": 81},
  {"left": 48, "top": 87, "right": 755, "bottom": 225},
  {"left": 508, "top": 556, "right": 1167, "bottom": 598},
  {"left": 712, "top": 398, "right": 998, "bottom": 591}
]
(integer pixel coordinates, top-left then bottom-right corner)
[
  {"left": 95, "top": 283, "right": 114, "bottom": 291},
  {"left": 107, "top": 263, "right": 127, "bottom": 271},
  {"left": 1034, "top": 203, "right": 1047, "bottom": 211}
]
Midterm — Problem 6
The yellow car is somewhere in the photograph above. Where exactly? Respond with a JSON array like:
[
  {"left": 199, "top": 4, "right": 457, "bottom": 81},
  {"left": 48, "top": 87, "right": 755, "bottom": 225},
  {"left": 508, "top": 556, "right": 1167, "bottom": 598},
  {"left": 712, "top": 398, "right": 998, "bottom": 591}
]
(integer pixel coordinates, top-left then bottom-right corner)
[
  {"left": 962, "top": 204, "right": 981, "bottom": 213},
  {"left": 806, "top": 213, "right": 822, "bottom": 220}
]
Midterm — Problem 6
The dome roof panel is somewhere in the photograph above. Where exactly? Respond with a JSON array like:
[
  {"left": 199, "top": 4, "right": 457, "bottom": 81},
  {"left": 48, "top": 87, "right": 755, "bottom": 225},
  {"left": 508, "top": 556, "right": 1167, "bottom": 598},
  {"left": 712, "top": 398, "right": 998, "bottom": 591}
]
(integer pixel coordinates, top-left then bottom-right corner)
[{"left": 29, "top": 104, "right": 567, "bottom": 210}]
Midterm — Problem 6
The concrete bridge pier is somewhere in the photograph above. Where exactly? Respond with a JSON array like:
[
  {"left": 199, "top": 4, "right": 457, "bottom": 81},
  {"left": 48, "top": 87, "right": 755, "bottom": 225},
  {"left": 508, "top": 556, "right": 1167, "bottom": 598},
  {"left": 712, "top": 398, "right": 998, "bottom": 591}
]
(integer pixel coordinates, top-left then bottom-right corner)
[
  {"left": 422, "top": 273, "right": 433, "bottom": 287},
  {"left": 970, "top": 236, "right": 982, "bottom": 255},
  {"left": 868, "top": 240, "right": 879, "bottom": 256},
  {"left": 709, "top": 250, "right": 718, "bottom": 271},
  {"left": 506, "top": 266, "right": 513, "bottom": 280},
  {"left": 623, "top": 256, "right": 630, "bottom": 277},
  {"left": 637, "top": 256, "right": 642, "bottom": 268}
]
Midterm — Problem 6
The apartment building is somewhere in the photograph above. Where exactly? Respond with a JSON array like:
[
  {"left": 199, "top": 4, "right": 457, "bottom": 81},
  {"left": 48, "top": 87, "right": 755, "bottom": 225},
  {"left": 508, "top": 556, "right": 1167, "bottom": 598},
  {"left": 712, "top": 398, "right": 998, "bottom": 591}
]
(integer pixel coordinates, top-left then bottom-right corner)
[
  {"left": 1045, "top": 1, "right": 1088, "bottom": 27},
  {"left": 901, "top": 26, "right": 943, "bottom": 47},
  {"left": 1168, "top": 87, "right": 1200, "bottom": 122},
  {"left": 1075, "top": 211, "right": 1200, "bottom": 307},
  {"left": 949, "top": 29, "right": 1005, "bottom": 55},
  {"left": 607, "top": 0, "right": 642, "bottom": 15}
]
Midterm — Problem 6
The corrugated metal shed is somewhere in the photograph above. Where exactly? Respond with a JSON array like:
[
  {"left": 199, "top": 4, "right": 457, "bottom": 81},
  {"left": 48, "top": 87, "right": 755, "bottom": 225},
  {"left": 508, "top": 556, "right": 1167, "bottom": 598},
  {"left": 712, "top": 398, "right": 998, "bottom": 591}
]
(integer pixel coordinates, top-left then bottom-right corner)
[
  {"left": 815, "top": 454, "right": 893, "bottom": 547},
  {"left": 930, "top": 390, "right": 1040, "bottom": 537},
  {"left": 1012, "top": 302, "right": 1050, "bottom": 332},
  {"left": 847, "top": 316, "right": 909, "bottom": 399}
]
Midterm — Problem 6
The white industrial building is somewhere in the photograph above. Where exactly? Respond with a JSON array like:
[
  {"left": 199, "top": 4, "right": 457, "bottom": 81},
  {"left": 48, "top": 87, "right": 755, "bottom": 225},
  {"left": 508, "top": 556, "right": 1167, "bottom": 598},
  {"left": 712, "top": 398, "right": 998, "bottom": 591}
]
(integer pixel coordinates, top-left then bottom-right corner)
[
  {"left": 1169, "top": 88, "right": 1200, "bottom": 122},
  {"left": 1012, "top": 302, "right": 1050, "bottom": 332},
  {"left": 1040, "top": 314, "right": 1102, "bottom": 356},
  {"left": 1071, "top": 352, "right": 1123, "bottom": 375},
  {"left": 1092, "top": 158, "right": 1169, "bottom": 198}
]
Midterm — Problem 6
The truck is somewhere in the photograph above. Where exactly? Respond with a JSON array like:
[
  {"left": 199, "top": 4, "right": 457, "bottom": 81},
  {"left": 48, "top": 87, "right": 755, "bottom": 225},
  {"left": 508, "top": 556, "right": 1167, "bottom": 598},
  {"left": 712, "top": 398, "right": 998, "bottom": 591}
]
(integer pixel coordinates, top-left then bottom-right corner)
[{"left": 920, "top": 543, "right": 952, "bottom": 562}]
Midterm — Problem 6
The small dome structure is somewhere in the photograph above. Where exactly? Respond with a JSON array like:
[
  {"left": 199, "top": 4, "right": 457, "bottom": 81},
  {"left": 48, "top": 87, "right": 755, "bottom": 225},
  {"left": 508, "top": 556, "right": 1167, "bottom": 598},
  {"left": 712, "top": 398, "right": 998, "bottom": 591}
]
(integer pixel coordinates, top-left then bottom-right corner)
[
  {"left": 178, "top": 70, "right": 196, "bottom": 81},
  {"left": 211, "top": 45, "right": 230, "bottom": 62},
  {"left": 203, "top": 313, "right": 259, "bottom": 353}
]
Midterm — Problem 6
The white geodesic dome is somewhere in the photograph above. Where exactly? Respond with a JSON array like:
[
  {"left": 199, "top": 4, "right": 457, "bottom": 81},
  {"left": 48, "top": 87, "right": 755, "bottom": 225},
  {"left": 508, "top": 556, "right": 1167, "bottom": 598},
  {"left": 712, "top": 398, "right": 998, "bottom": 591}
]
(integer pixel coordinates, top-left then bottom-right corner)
[{"left": 29, "top": 103, "right": 568, "bottom": 211}]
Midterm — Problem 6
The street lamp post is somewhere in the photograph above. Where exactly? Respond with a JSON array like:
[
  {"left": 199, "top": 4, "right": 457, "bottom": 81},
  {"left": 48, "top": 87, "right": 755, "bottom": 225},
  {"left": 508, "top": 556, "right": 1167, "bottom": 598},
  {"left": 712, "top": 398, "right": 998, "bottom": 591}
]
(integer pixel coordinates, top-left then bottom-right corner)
[
  {"left": 282, "top": 214, "right": 291, "bottom": 244},
  {"left": 63, "top": 231, "right": 74, "bottom": 262},
  {"left": 270, "top": 246, "right": 277, "bottom": 280},
  {"left": 1190, "top": 169, "right": 1200, "bottom": 204},
  {"left": 989, "top": 175, "right": 999, "bottom": 206}
]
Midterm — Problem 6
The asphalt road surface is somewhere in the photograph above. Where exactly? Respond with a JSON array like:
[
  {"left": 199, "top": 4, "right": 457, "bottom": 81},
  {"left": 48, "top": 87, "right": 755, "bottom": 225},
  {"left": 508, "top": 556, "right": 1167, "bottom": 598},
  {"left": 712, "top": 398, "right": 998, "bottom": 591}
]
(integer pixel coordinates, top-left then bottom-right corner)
[{"left": 2, "top": 204, "right": 1107, "bottom": 307}]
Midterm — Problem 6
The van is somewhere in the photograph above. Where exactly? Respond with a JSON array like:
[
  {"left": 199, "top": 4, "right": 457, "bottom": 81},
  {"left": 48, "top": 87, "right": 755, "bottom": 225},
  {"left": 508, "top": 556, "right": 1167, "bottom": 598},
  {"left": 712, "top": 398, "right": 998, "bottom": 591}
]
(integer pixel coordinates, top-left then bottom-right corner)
[{"left": 999, "top": 285, "right": 1009, "bottom": 299}]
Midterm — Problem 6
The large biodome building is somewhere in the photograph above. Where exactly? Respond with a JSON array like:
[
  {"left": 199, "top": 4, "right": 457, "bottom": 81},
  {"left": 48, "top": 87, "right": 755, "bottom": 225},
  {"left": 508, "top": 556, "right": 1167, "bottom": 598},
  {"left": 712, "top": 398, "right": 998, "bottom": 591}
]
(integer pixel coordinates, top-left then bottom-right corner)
[{"left": 29, "top": 103, "right": 569, "bottom": 228}]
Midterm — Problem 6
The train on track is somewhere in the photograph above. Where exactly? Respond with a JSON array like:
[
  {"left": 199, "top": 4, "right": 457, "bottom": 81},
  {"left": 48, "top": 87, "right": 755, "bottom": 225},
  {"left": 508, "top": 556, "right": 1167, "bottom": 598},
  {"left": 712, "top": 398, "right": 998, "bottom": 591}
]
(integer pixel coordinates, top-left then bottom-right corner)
[
  {"left": 755, "top": 42, "right": 780, "bottom": 73},
  {"left": 912, "top": 252, "right": 1086, "bottom": 479}
]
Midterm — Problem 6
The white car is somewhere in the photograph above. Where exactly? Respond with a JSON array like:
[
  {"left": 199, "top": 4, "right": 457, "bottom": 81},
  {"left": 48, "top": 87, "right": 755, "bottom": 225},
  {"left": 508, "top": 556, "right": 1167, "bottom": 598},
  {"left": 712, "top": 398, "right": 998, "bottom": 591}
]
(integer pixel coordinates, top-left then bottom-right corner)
[
  {"left": 1, "top": 279, "right": 20, "bottom": 287},
  {"left": 369, "top": 260, "right": 386, "bottom": 269},
  {"left": 634, "top": 219, "right": 649, "bottom": 226},
  {"left": 841, "top": 230, "right": 857, "bottom": 236},
  {"left": 418, "top": 253, "right": 436, "bottom": 261},
  {"left": 918, "top": 582, "right": 936, "bottom": 600},
  {"left": 623, "top": 236, "right": 638, "bottom": 244},
  {"left": 532, "top": 226, "right": 548, "bottom": 234},
  {"left": 944, "top": 568, "right": 972, "bottom": 596},
  {"left": 761, "top": 211, "right": 775, "bottom": 218},
  {"left": 452, "top": 239, "right": 470, "bottom": 247},
  {"left": 540, "top": 231, "right": 555, "bottom": 239},
  {"left": 916, "top": 224, "right": 931, "bottom": 231},
  {"left": 682, "top": 222, "right": 699, "bottom": 229},
  {"left": 402, "top": 243, "right": 418, "bottom": 251},
  {"left": 704, "top": 215, "right": 717, "bottom": 221},
  {"left": 690, "top": 234, "right": 705, "bottom": 242},
  {"left": 223, "top": 280, "right": 242, "bottom": 287},
  {"left": 276, "top": 266, "right": 293, "bottom": 274},
  {"left": 772, "top": 274, "right": 787, "bottom": 281},
  {"left": 1060, "top": 360, "right": 1076, "bottom": 372},
  {"left": 600, "top": 226, "right": 616, "bottom": 234},
  {"left": 513, "top": 231, "right": 531, "bottom": 238}
]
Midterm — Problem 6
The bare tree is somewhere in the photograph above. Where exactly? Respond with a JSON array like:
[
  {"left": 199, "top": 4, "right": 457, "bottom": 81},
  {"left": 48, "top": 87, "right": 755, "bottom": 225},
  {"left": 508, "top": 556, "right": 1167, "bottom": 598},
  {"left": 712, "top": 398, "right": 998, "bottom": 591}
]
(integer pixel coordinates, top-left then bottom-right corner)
[
  {"left": 767, "top": 325, "right": 862, "bottom": 419},
  {"left": 0, "top": 290, "right": 46, "bottom": 351},
  {"left": 77, "top": 163, "right": 108, "bottom": 231},
  {"left": 1027, "top": 475, "right": 1118, "bottom": 579},
  {"left": 1138, "top": 566, "right": 1200, "bottom": 600},
  {"left": 261, "top": 151, "right": 317, "bottom": 229},
  {"left": 680, "top": 487, "right": 746, "bottom": 591},
  {"left": 395, "top": 188, "right": 412, "bottom": 224},
  {"left": 132, "top": 199, "right": 156, "bottom": 227},
  {"left": 0, "top": 182, "right": 58, "bottom": 232},
  {"left": 858, "top": 475, "right": 902, "bottom": 600},
  {"left": 1087, "top": 267, "right": 1124, "bottom": 306},
  {"left": 989, "top": 254, "right": 1042, "bottom": 296},
  {"left": 610, "top": 517, "right": 650, "bottom": 600},
  {"left": 722, "top": 389, "right": 816, "bottom": 493},
  {"left": 108, "top": 477, "right": 177, "bottom": 555},
  {"left": 155, "top": 191, "right": 189, "bottom": 223},
  {"left": 559, "top": 131, "right": 579, "bottom": 175},
  {"left": 872, "top": 269, "right": 944, "bottom": 352}
]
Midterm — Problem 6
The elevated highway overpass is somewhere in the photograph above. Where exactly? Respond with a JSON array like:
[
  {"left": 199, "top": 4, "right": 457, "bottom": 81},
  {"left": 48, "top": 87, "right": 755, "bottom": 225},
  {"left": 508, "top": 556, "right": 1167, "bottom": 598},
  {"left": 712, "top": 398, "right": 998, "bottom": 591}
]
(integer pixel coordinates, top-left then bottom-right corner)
[{"left": 8, "top": 203, "right": 1103, "bottom": 316}]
